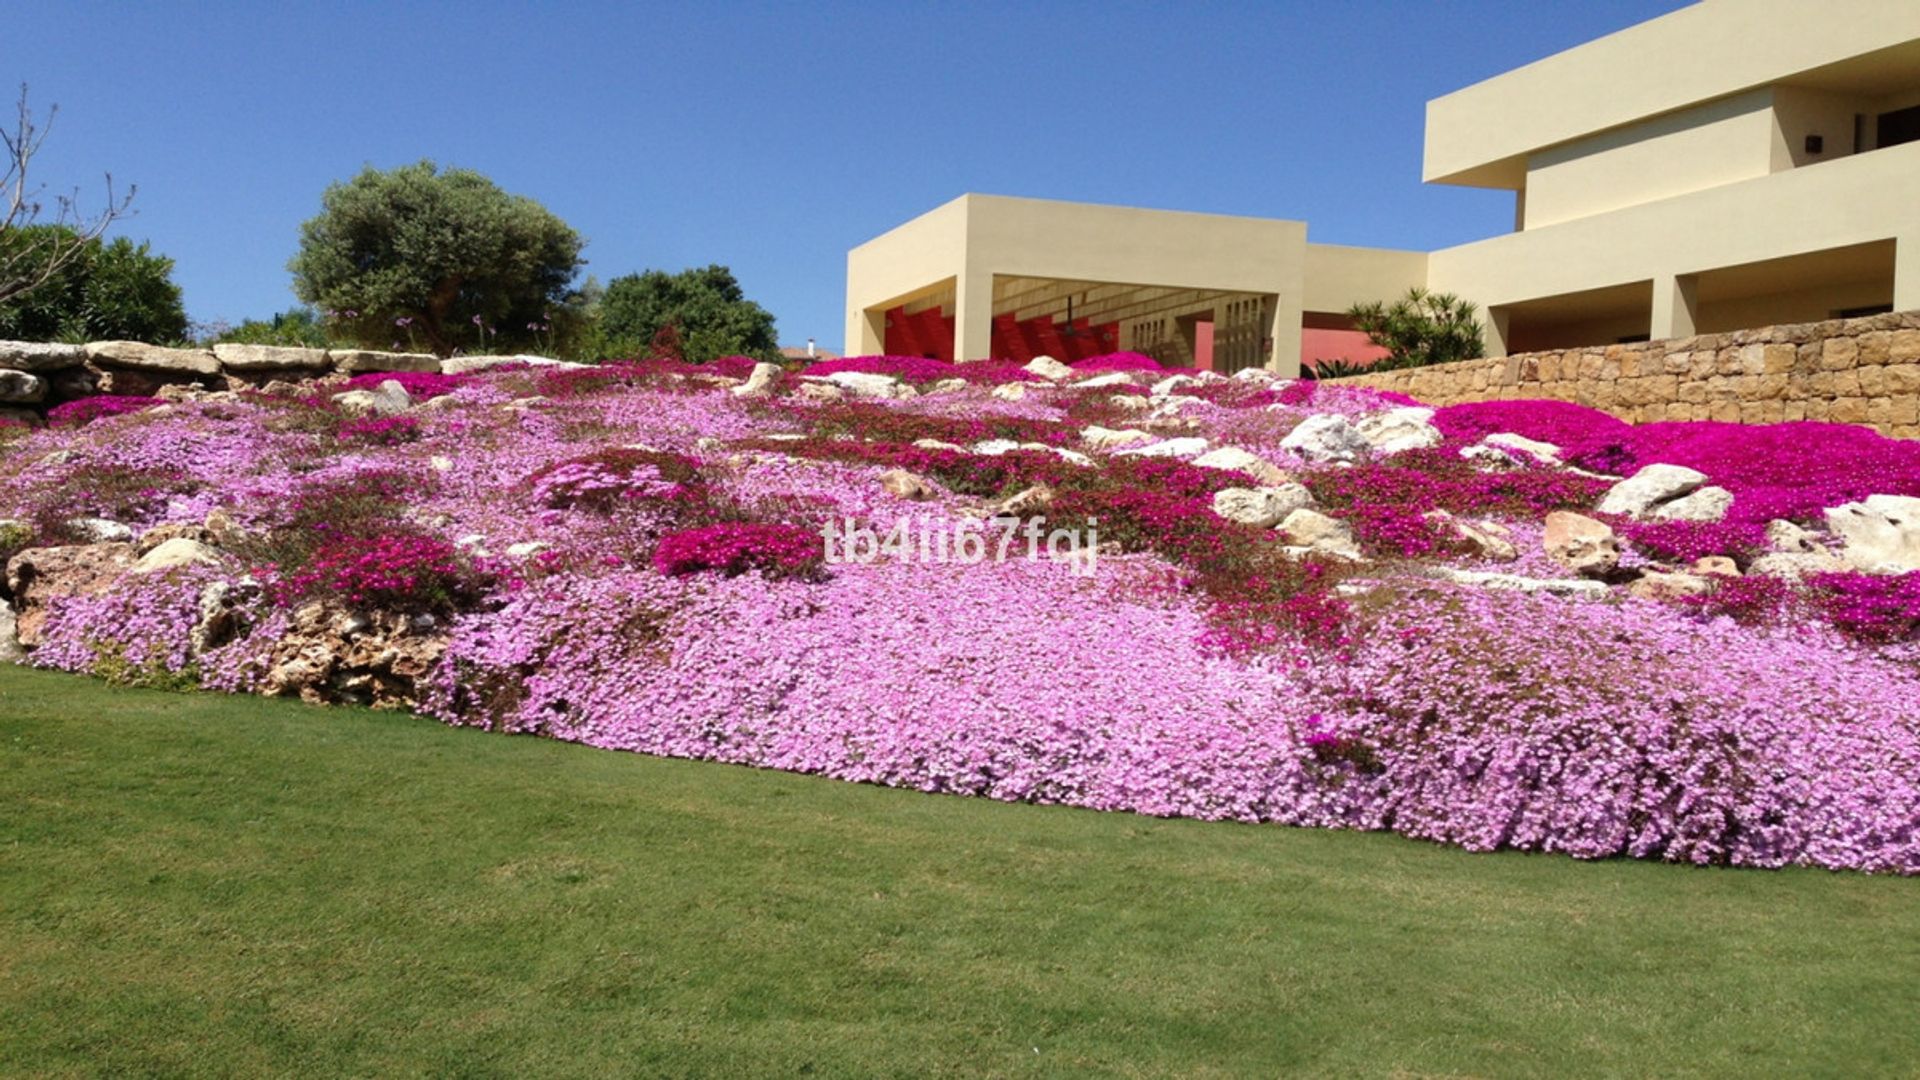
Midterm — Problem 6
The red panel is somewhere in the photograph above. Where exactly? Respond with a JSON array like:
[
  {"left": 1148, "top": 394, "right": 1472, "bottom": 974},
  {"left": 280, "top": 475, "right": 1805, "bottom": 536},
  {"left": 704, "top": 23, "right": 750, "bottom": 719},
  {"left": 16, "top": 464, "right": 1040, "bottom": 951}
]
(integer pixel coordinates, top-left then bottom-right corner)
[{"left": 883, "top": 305, "right": 955, "bottom": 361}]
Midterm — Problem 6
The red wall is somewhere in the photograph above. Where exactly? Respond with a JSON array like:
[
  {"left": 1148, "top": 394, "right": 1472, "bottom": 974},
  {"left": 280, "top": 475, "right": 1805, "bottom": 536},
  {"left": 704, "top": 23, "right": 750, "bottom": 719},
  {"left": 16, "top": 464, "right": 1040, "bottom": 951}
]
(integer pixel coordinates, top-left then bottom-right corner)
[
  {"left": 882, "top": 304, "right": 1118, "bottom": 363},
  {"left": 1301, "top": 328, "right": 1390, "bottom": 370}
]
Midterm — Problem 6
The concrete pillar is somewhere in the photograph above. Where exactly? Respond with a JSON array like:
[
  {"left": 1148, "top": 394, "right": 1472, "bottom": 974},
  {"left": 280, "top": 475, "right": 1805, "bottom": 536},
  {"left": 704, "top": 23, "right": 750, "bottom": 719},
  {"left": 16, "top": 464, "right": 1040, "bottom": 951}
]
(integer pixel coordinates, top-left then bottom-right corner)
[
  {"left": 1897, "top": 235, "right": 1920, "bottom": 313},
  {"left": 844, "top": 305, "right": 885, "bottom": 357},
  {"left": 1651, "top": 273, "right": 1700, "bottom": 340},
  {"left": 952, "top": 268, "right": 995, "bottom": 362},
  {"left": 1267, "top": 291, "right": 1303, "bottom": 377},
  {"left": 1485, "top": 306, "right": 1512, "bottom": 358}
]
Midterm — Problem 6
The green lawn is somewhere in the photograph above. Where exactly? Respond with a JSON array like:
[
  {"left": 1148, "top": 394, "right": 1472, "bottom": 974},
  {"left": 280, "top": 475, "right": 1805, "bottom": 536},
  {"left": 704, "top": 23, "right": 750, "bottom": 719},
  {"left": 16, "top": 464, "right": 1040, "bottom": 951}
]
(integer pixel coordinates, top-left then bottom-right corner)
[{"left": 2, "top": 664, "right": 1916, "bottom": 1078}]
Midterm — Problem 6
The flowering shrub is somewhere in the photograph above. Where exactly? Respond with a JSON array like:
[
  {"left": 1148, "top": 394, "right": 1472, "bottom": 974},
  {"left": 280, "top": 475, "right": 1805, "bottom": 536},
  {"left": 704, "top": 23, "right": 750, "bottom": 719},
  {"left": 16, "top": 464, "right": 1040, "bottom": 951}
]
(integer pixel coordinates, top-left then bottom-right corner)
[
  {"left": 652, "top": 521, "right": 823, "bottom": 579},
  {"left": 46, "top": 395, "right": 159, "bottom": 428},
  {"left": 1808, "top": 572, "right": 1920, "bottom": 643},
  {"left": 270, "top": 530, "right": 487, "bottom": 612},
  {"left": 525, "top": 448, "right": 703, "bottom": 511}
]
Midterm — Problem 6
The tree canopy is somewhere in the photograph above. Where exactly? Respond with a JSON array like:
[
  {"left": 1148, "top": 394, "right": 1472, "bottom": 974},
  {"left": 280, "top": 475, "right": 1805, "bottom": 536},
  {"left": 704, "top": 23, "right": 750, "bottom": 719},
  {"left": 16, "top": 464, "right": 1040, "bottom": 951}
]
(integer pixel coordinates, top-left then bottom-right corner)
[
  {"left": 288, "top": 161, "right": 584, "bottom": 357},
  {"left": 0, "top": 226, "right": 185, "bottom": 343},
  {"left": 597, "top": 265, "right": 778, "bottom": 364}
]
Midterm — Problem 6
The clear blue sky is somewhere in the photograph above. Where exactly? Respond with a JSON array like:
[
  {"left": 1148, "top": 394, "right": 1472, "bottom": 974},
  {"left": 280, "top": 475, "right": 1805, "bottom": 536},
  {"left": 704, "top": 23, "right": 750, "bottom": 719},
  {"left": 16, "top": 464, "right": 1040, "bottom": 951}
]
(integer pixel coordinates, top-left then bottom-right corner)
[{"left": 12, "top": 0, "right": 1688, "bottom": 351}]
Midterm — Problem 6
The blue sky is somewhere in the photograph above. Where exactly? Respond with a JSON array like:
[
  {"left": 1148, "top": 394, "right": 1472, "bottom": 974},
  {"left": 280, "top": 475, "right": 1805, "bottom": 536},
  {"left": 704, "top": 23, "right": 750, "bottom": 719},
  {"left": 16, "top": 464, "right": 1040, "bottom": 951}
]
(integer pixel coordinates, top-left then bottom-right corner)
[{"left": 12, "top": 0, "right": 1688, "bottom": 350}]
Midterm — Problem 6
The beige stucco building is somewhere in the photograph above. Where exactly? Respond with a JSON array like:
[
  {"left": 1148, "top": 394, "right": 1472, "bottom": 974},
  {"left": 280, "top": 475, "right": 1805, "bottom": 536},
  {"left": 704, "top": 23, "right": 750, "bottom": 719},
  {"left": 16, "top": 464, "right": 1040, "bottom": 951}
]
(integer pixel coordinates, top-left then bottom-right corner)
[{"left": 845, "top": 0, "right": 1920, "bottom": 375}]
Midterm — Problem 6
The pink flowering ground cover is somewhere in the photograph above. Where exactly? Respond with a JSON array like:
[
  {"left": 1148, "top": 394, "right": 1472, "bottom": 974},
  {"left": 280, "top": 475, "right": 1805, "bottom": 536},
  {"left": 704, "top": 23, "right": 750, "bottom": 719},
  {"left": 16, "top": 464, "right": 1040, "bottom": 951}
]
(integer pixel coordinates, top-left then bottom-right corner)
[{"left": 4, "top": 363, "right": 1919, "bottom": 874}]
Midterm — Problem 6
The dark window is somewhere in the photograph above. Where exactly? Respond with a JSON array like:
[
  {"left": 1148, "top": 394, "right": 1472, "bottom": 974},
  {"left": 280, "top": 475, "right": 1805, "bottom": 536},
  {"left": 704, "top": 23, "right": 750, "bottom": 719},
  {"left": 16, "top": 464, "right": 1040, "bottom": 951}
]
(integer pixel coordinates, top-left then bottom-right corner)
[{"left": 1878, "top": 103, "right": 1920, "bottom": 149}]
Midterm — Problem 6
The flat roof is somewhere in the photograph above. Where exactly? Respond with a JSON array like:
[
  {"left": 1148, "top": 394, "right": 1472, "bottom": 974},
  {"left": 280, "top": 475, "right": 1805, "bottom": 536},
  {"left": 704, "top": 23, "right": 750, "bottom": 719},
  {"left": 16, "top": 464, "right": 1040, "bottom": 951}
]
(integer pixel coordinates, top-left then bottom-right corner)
[{"left": 1424, "top": 0, "right": 1920, "bottom": 188}]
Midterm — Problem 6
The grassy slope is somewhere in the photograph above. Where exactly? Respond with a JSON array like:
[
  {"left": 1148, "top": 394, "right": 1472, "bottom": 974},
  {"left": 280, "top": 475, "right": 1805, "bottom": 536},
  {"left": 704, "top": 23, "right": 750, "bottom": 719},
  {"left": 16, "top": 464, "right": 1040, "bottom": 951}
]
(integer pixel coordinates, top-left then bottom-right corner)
[{"left": 1, "top": 664, "right": 1915, "bottom": 1078}]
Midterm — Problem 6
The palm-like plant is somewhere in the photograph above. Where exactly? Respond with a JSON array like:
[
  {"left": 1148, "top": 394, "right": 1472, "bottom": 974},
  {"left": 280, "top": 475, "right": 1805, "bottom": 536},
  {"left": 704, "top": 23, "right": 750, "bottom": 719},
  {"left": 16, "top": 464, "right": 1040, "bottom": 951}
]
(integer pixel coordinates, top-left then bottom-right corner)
[{"left": 1346, "top": 288, "right": 1484, "bottom": 371}]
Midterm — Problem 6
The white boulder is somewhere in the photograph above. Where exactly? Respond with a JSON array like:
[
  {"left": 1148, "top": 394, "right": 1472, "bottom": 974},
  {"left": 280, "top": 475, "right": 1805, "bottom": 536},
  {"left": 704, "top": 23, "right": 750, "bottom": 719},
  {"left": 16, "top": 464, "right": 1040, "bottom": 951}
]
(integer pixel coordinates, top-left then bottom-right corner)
[
  {"left": 1597, "top": 464, "right": 1707, "bottom": 517},
  {"left": 1114, "top": 436, "right": 1209, "bottom": 459},
  {"left": 1279, "top": 508, "right": 1362, "bottom": 560},
  {"left": 730, "top": 362, "right": 781, "bottom": 397},
  {"left": 1826, "top": 494, "right": 1920, "bottom": 573},
  {"left": 1649, "top": 485, "right": 1734, "bottom": 523},
  {"left": 132, "top": 538, "right": 226, "bottom": 575},
  {"left": 1212, "top": 484, "right": 1316, "bottom": 528},
  {"left": 1543, "top": 511, "right": 1620, "bottom": 578},
  {"left": 1355, "top": 407, "right": 1443, "bottom": 455},
  {"left": 1023, "top": 355, "right": 1073, "bottom": 380},
  {"left": 1191, "top": 446, "right": 1291, "bottom": 486},
  {"left": 1081, "top": 426, "right": 1155, "bottom": 450},
  {"left": 1279, "top": 414, "right": 1371, "bottom": 464}
]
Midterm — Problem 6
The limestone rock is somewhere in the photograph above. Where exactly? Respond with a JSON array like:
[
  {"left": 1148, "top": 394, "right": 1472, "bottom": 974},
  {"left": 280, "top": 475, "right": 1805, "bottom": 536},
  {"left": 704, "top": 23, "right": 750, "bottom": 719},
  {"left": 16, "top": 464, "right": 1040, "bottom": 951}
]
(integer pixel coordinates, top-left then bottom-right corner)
[
  {"left": 1692, "top": 556, "right": 1741, "bottom": 576},
  {"left": 795, "top": 381, "right": 844, "bottom": 401},
  {"left": 132, "top": 538, "right": 226, "bottom": 575},
  {"left": 440, "top": 354, "right": 588, "bottom": 375},
  {"left": 820, "top": 371, "right": 904, "bottom": 398},
  {"left": 204, "top": 508, "right": 247, "bottom": 548},
  {"left": 1748, "top": 550, "right": 1850, "bottom": 581},
  {"left": 66, "top": 518, "right": 135, "bottom": 543},
  {"left": 0, "top": 369, "right": 45, "bottom": 403},
  {"left": 1072, "top": 371, "right": 1137, "bottom": 389},
  {"left": 991, "top": 381, "right": 1029, "bottom": 401},
  {"left": 1826, "top": 494, "right": 1920, "bottom": 573},
  {"left": 329, "top": 349, "right": 442, "bottom": 375},
  {"left": 1630, "top": 570, "right": 1713, "bottom": 601},
  {"left": 1114, "top": 436, "right": 1209, "bottom": 459},
  {"left": 1649, "top": 485, "right": 1734, "bottom": 523},
  {"left": 1023, "top": 355, "right": 1073, "bottom": 380},
  {"left": 1191, "top": 446, "right": 1290, "bottom": 486},
  {"left": 258, "top": 601, "right": 446, "bottom": 708},
  {"left": 1766, "top": 519, "right": 1823, "bottom": 554},
  {"left": 1355, "top": 406, "right": 1443, "bottom": 455},
  {"left": 879, "top": 468, "right": 938, "bottom": 501},
  {"left": 1108, "top": 394, "right": 1151, "bottom": 411},
  {"left": 994, "top": 484, "right": 1056, "bottom": 517},
  {"left": 212, "top": 343, "right": 331, "bottom": 372},
  {"left": 0, "top": 598, "right": 21, "bottom": 664},
  {"left": 1150, "top": 374, "right": 1198, "bottom": 397},
  {"left": 1543, "top": 511, "right": 1620, "bottom": 578},
  {"left": 4, "top": 542, "right": 138, "bottom": 646},
  {"left": 504, "top": 541, "right": 551, "bottom": 558},
  {"left": 1279, "top": 508, "right": 1362, "bottom": 560},
  {"left": 927, "top": 378, "right": 969, "bottom": 394},
  {"left": 1081, "top": 425, "right": 1154, "bottom": 450},
  {"left": 1482, "top": 432, "right": 1563, "bottom": 465},
  {"left": 1439, "top": 569, "right": 1610, "bottom": 597},
  {"left": 912, "top": 438, "right": 965, "bottom": 453},
  {"left": 1597, "top": 464, "right": 1707, "bottom": 517},
  {"left": 85, "top": 341, "right": 220, "bottom": 376},
  {"left": 331, "top": 379, "right": 412, "bottom": 418},
  {"left": 0, "top": 340, "right": 88, "bottom": 372},
  {"left": 1426, "top": 510, "right": 1518, "bottom": 561},
  {"left": 730, "top": 362, "right": 781, "bottom": 397},
  {"left": 1279, "top": 414, "right": 1370, "bottom": 464},
  {"left": 1213, "top": 484, "right": 1315, "bottom": 528}
]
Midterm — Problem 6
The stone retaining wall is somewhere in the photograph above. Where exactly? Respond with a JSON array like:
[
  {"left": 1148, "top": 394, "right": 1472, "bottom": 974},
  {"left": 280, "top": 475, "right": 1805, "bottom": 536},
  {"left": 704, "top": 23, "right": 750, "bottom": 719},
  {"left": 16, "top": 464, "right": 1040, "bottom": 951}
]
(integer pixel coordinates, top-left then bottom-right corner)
[
  {"left": 1322, "top": 310, "right": 1920, "bottom": 438},
  {"left": 0, "top": 340, "right": 462, "bottom": 422}
]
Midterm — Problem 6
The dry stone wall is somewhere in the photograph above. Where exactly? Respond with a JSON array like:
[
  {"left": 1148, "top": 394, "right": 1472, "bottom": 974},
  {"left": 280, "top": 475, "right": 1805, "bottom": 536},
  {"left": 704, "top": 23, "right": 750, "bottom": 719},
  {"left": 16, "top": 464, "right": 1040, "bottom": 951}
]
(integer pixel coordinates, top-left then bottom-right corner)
[
  {"left": 1323, "top": 310, "right": 1920, "bottom": 439},
  {"left": 0, "top": 340, "right": 446, "bottom": 422}
]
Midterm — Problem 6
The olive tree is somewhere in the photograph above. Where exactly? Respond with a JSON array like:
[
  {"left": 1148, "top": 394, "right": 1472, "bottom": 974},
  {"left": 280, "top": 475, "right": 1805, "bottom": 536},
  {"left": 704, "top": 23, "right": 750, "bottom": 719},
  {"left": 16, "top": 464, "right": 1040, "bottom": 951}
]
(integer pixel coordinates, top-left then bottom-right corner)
[{"left": 289, "top": 161, "right": 584, "bottom": 356}]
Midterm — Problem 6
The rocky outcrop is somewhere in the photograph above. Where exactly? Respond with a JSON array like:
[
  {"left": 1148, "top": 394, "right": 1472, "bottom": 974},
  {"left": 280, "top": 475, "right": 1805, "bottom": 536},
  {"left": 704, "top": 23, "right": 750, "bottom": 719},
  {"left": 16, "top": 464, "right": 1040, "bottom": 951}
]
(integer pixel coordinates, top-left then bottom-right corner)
[
  {"left": 731, "top": 362, "right": 781, "bottom": 398},
  {"left": 332, "top": 379, "right": 412, "bottom": 418},
  {"left": 1081, "top": 425, "right": 1154, "bottom": 450},
  {"left": 1023, "top": 355, "right": 1073, "bottom": 380},
  {"left": 0, "top": 598, "right": 21, "bottom": 663},
  {"left": 4, "top": 542, "right": 139, "bottom": 646},
  {"left": 1191, "top": 446, "right": 1290, "bottom": 486},
  {"left": 0, "top": 369, "right": 45, "bottom": 403},
  {"left": 1825, "top": 494, "right": 1920, "bottom": 573},
  {"left": 1279, "top": 414, "right": 1370, "bottom": 464},
  {"left": 1439, "top": 569, "right": 1609, "bottom": 597},
  {"left": 878, "top": 468, "right": 938, "bottom": 501},
  {"left": 0, "top": 340, "right": 87, "bottom": 372},
  {"left": 1543, "top": 512, "right": 1620, "bottom": 577},
  {"left": 1114, "top": 436, "right": 1208, "bottom": 459},
  {"left": 819, "top": 371, "right": 908, "bottom": 399},
  {"left": 1355, "top": 407, "right": 1443, "bottom": 455},
  {"left": 1598, "top": 464, "right": 1709, "bottom": 518},
  {"left": 132, "top": 538, "right": 228, "bottom": 575},
  {"left": 1426, "top": 510, "right": 1518, "bottom": 561},
  {"left": 1212, "top": 484, "right": 1315, "bottom": 528},
  {"left": 258, "top": 602, "right": 446, "bottom": 708},
  {"left": 1279, "top": 508, "right": 1361, "bottom": 560},
  {"left": 1648, "top": 485, "right": 1734, "bottom": 523}
]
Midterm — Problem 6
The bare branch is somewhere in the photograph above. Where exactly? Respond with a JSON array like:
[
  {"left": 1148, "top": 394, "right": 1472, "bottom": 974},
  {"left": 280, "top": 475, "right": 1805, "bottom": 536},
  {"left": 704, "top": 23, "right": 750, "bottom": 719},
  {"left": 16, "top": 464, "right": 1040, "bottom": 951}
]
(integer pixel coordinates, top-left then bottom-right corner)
[{"left": 0, "top": 84, "right": 137, "bottom": 307}]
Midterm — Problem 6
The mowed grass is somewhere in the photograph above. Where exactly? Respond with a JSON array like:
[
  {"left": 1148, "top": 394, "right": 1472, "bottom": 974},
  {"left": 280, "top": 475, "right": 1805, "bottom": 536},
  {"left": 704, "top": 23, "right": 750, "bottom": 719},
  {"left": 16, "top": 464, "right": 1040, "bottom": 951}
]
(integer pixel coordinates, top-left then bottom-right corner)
[{"left": 1, "top": 664, "right": 1916, "bottom": 1078}]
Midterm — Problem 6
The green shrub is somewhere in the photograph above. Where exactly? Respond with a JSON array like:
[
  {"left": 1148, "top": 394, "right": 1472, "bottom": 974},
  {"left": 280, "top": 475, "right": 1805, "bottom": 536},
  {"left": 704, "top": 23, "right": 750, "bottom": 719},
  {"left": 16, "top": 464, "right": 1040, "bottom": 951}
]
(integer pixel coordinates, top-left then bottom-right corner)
[
  {"left": 1346, "top": 288, "right": 1484, "bottom": 372},
  {"left": 0, "top": 227, "right": 187, "bottom": 343}
]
